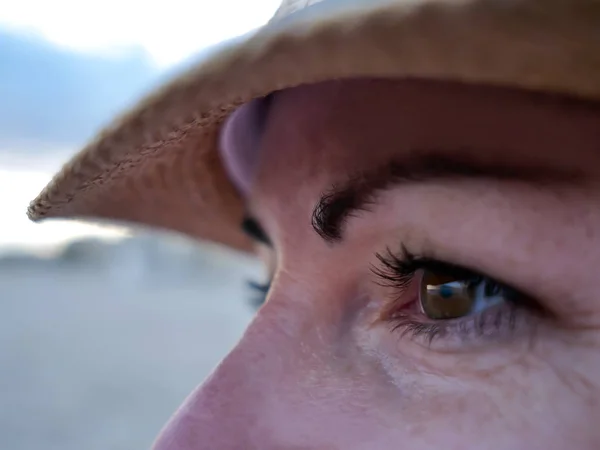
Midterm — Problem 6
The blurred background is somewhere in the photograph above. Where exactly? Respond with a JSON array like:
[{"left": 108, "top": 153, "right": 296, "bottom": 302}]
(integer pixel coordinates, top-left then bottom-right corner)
[{"left": 0, "top": 1, "right": 280, "bottom": 448}]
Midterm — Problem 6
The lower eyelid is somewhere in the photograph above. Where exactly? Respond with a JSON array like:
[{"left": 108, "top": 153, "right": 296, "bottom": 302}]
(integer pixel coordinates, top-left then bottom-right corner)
[{"left": 384, "top": 302, "right": 541, "bottom": 353}]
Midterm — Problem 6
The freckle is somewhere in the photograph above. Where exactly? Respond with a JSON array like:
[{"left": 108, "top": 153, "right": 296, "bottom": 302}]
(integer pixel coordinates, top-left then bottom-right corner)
[
  {"left": 476, "top": 369, "right": 495, "bottom": 380},
  {"left": 585, "top": 221, "right": 595, "bottom": 240},
  {"left": 407, "top": 422, "right": 427, "bottom": 438},
  {"left": 454, "top": 395, "right": 469, "bottom": 414}
]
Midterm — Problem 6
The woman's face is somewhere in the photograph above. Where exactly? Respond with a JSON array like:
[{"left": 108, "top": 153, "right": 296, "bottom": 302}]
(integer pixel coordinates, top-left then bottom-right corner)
[{"left": 154, "top": 79, "right": 600, "bottom": 449}]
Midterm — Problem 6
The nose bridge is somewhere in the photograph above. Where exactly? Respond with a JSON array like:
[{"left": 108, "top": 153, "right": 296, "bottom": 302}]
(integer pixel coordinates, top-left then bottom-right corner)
[{"left": 152, "top": 293, "right": 319, "bottom": 450}]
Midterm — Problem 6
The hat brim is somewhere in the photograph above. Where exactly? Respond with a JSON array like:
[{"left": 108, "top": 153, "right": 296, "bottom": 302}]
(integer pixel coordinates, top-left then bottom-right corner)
[{"left": 28, "top": 0, "right": 600, "bottom": 252}]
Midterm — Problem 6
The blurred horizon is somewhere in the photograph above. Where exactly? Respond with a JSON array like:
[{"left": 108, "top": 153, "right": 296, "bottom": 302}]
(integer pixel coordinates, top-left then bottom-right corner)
[
  {"left": 0, "top": 4, "right": 276, "bottom": 449},
  {"left": 0, "top": 230, "right": 264, "bottom": 450}
]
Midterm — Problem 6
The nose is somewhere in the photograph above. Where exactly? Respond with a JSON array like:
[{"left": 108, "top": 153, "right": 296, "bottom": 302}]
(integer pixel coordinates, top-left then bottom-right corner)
[{"left": 151, "top": 301, "right": 313, "bottom": 450}]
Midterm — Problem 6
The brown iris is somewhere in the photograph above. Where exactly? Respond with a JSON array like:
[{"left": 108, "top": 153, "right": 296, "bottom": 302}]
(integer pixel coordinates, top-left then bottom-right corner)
[{"left": 419, "top": 270, "right": 502, "bottom": 320}]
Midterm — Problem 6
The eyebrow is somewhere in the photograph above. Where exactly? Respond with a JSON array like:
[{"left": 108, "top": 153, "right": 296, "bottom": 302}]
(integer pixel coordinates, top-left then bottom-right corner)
[{"left": 311, "top": 150, "right": 579, "bottom": 242}]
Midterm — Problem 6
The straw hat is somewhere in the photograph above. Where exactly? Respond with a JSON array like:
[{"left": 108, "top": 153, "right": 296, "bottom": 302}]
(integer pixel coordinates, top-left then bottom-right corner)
[{"left": 28, "top": 0, "right": 600, "bottom": 252}]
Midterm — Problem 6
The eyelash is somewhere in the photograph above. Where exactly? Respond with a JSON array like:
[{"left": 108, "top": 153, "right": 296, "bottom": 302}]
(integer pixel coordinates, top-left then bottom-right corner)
[
  {"left": 242, "top": 216, "right": 272, "bottom": 246},
  {"left": 372, "top": 246, "right": 543, "bottom": 348}
]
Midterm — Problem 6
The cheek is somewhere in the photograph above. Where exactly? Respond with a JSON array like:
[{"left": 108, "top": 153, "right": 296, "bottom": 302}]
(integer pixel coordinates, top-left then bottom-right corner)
[
  {"left": 362, "top": 319, "right": 600, "bottom": 447},
  {"left": 156, "top": 274, "right": 600, "bottom": 450}
]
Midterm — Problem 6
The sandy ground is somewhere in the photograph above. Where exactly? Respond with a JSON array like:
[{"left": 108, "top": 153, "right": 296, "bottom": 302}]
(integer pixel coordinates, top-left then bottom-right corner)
[{"left": 0, "top": 240, "right": 261, "bottom": 450}]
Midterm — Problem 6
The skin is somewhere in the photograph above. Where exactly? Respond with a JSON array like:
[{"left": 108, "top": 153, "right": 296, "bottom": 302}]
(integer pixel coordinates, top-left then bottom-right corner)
[{"left": 153, "top": 79, "right": 600, "bottom": 449}]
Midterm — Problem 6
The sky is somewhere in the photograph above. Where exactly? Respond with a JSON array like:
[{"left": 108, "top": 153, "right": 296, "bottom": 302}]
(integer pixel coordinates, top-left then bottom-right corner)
[{"left": 0, "top": 0, "right": 280, "bottom": 253}]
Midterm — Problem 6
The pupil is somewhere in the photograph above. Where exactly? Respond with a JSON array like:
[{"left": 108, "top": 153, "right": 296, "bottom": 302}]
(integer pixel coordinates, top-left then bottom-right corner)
[{"left": 439, "top": 285, "right": 455, "bottom": 299}]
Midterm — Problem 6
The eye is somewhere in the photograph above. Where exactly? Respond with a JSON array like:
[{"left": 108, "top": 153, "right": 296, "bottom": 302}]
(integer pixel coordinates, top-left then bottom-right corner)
[
  {"left": 419, "top": 271, "right": 509, "bottom": 320},
  {"left": 247, "top": 280, "right": 271, "bottom": 308},
  {"left": 372, "top": 246, "right": 544, "bottom": 348},
  {"left": 241, "top": 215, "right": 274, "bottom": 309}
]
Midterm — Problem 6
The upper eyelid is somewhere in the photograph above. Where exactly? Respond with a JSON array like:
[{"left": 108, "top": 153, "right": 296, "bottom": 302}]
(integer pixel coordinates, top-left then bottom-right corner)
[{"left": 355, "top": 173, "right": 593, "bottom": 309}]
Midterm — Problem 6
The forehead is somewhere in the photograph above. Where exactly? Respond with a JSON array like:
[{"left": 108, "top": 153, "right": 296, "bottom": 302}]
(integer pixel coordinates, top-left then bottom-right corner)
[{"left": 252, "top": 79, "right": 599, "bottom": 194}]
